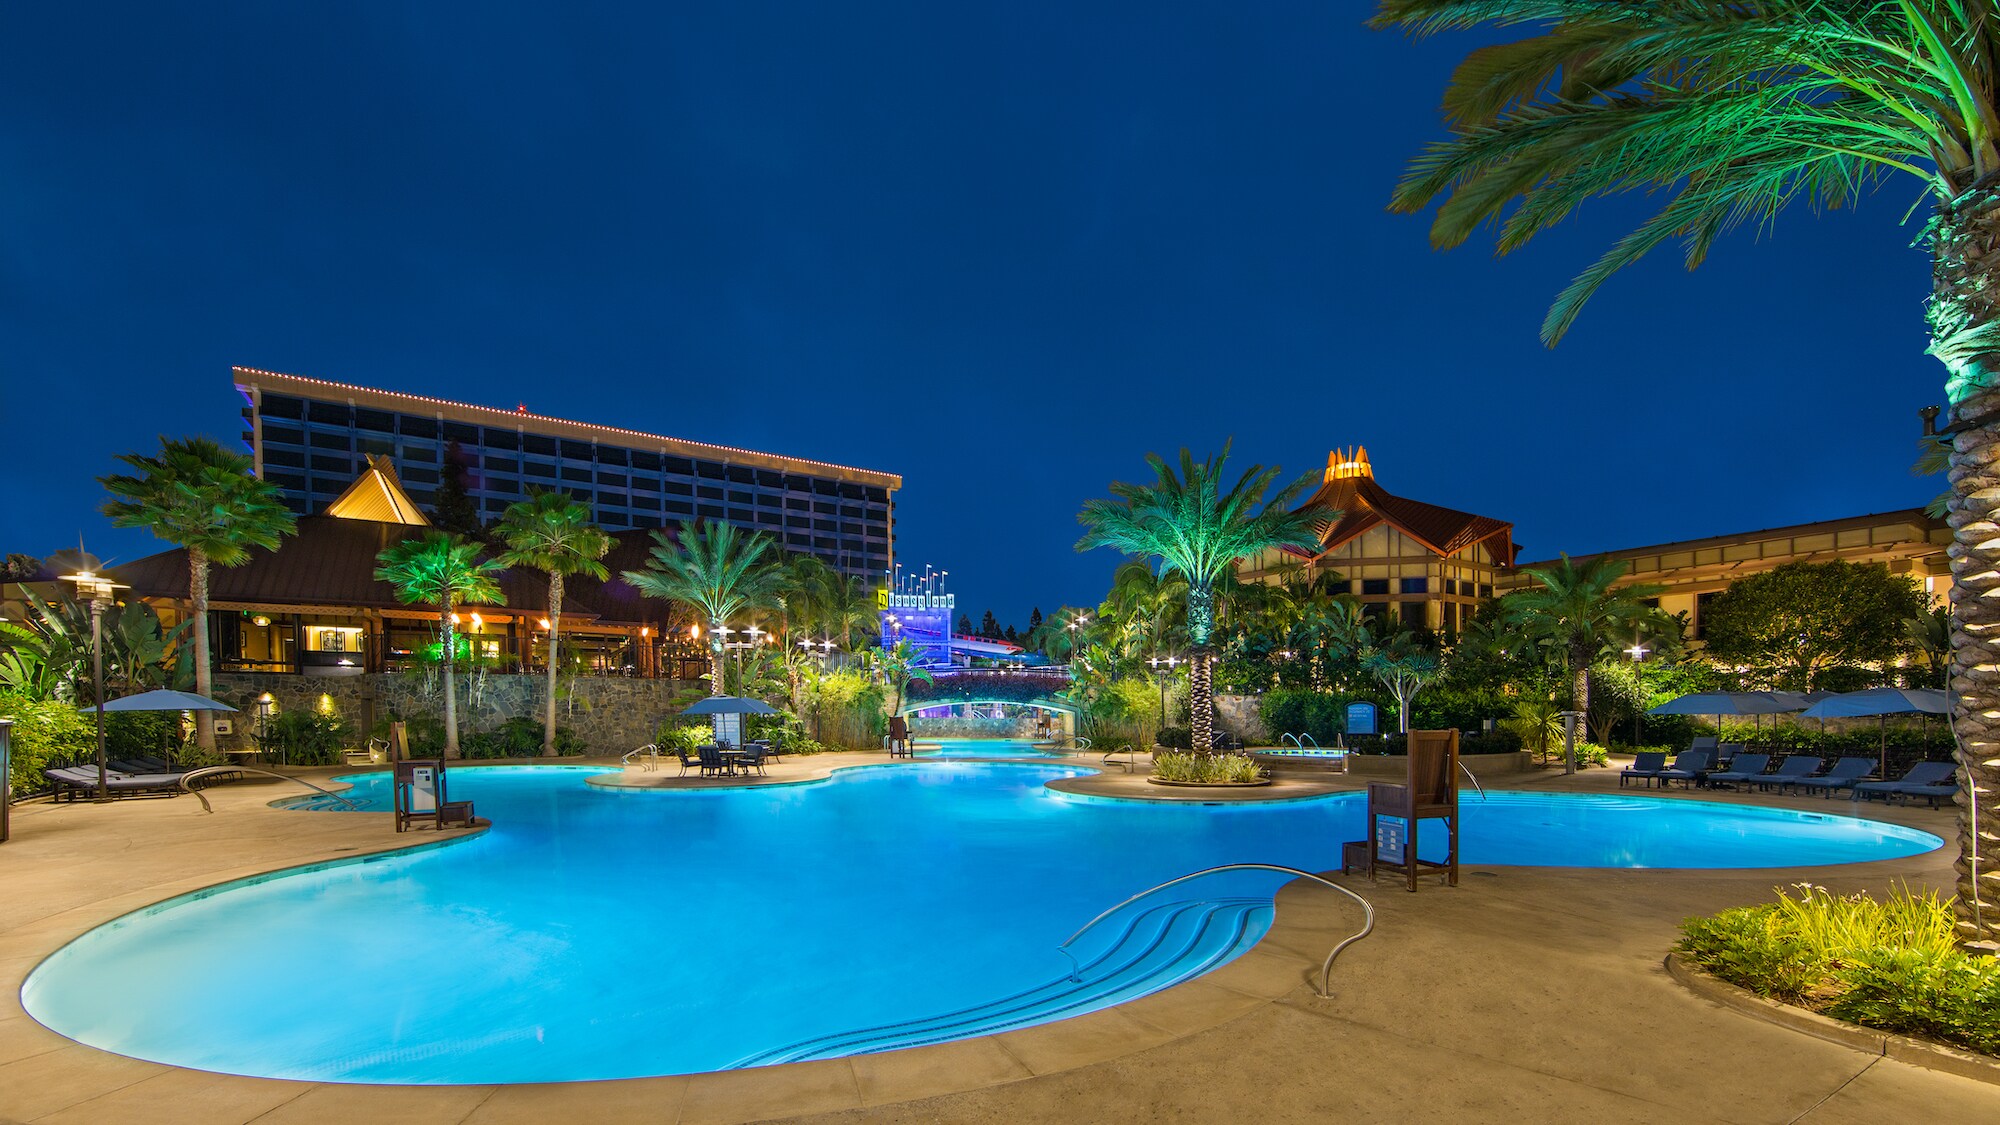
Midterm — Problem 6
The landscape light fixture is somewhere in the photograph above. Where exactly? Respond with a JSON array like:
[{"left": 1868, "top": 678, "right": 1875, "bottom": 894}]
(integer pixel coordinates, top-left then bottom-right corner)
[{"left": 59, "top": 566, "right": 128, "bottom": 802}]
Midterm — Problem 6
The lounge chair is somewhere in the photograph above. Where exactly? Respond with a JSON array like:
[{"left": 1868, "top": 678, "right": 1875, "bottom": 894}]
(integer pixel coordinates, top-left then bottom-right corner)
[
  {"left": 1703, "top": 753, "right": 1771, "bottom": 790},
  {"left": 1619, "top": 752, "right": 1667, "bottom": 788},
  {"left": 1713, "top": 742, "right": 1746, "bottom": 769},
  {"left": 675, "top": 746, "right": 703, "bottom": 776},
  {"left": 1852, "top": 761, "right": 1959, "bottom": 805},
  {"left": 1763, "top": 756, "right": 1825, "bottom": 792},
  {"left": 1655, "top": 749, "right": 1716, "bottom": 789},
  {"left": 751, "top": 738, "right": 779, "bottom": 764},
  {"left": 1690, "top": 735, "right": 1719, "bottom": 755},
  {"left": 43, "top": 766, "right": 184, "bottom": 802},
  {"left": 1793, "top": 757, "right": 1876, "bottom": 798}
]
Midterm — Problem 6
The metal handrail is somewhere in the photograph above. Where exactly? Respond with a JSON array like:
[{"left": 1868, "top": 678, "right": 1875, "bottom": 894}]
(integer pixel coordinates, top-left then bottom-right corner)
[
  {"left": 1280, "top": 733, "right": 1301, "bottom": 751},
  {"left": 1100, "top": 743, "right": 1147, "bottom": 772},
  {"left": 622, "top": 743, "right": 660, "bottom": 771},
  {"left": 1299, "top": 733, "right": 1320, "bottom": 753},
  {"left": 1056, "top": 863, "right": 1374, "bottom": 1000},
  {"left": 1459, "top": 761, "right": 1487, "bottom": 801},
  {"left": 177, "top": 767, "right": 361, "bottom": 813}
]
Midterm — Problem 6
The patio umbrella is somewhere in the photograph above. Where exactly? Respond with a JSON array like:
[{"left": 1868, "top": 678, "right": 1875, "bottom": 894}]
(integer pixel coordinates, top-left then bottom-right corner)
[
  {"left": 681, "top": 695, "right": 778, "bottom": 747},
  {"left": 89, "top": 690, "right": 238, "bottom": 713},
  {"left": 1647, "top": 691, "right": 1808, "bottom": 745},
  {"left": 1799, "top": 688, "right": 1951, "bottom": 774}
]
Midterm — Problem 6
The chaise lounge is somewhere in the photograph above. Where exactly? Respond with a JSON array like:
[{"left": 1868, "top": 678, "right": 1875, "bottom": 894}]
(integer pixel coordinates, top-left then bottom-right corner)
[
  {"left": 1851, "top": 761, "right": 1959, "bottom": 806},
  {"left": 1762, "top": 756, "right": 1825, "bottom": 792},
  {"left": 1654, "top": 749, "right": 1716, "bottom": 789},
  {"left": 1619, "top": 751, "right": 1667, "bottom": 788},
  {"left": 43, "top": 765, "right": 187, "bottom": 801},
  {"left": 1702, "top": 753, "right": 1771, "bottom": 790},
  {"left": 1792, "top": 757, "right": 1876, "bottom": 798}
]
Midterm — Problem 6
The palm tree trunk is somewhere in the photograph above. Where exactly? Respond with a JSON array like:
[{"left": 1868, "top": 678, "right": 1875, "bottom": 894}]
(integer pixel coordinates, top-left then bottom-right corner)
[
  {"left": 1931, "top": 195, "right": 2000, "bottom": 948},
  {"left": 188, "top": 548, "right": 214, "bottom": 751},
  {"left": 1186, "top": 585, "right": 1217, "bottom": 754},
  {"left": 543, "top": 573, "right": 564, "bottom": 756},
  {"left": 708, "top": 617, "right": 725, "bottom": 696},
  {"left": 1566, "top": 654, "right": 1589, "bottom": 776},
  {"left": 441, "top": 603, "right": 459, "bottom": 758}
]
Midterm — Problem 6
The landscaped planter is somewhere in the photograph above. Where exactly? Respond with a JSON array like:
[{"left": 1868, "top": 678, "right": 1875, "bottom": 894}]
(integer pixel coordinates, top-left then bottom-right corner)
[
  {"left": 1342, "top": 750, "right": 1534, "bottom": 777},
  {"left": 1145, "top": 777, "right": 1272, "bottom": 788}
]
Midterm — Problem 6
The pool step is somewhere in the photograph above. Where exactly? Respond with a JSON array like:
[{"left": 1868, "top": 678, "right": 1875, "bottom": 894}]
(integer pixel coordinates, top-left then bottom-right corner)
[{"left": 731, "top": 897, "right": 1271, "bottom": 1068}]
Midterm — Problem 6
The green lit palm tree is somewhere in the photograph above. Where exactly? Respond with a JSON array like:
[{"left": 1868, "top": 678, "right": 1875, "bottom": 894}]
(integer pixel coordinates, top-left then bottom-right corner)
[
  {"left": 1500, "top": 556, "right": 1666, "bottom": 774},
  {"left": 1374, "top": 1, "right": 2000, "bottom": 938},
  {"left": 495, "top": 491, "right": 613, "bottom": 756},
  {"left": 1077, "top": 444, "right": 1321, "bottom": 752},
  {"left": 100, "top": 436, "right": 296, "bottom": 751},
  {"left": 624, "top": 521, "right": 781, "bottom": 694},
  {"left": 374, "top": 532, "right": 506, "bottom": 757},
  {"left": 867, "top": 638, "right": 935, "bottom": 716}
]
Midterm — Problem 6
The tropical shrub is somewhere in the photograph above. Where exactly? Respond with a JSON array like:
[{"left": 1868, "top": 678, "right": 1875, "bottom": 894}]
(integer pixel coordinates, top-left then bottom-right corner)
[
  {"left": 1677, "top": 885, "right": 1999, "bottom": 1056},
  {"left": 262, "top": 710, "right": 352, "bottom": 766},
  {"left": 463, "top": 716, "right": 585, "bottom": 758},
  {"left": 1158, "top": 725, "right": 1192, "bottom": 749},
  {"left": 0, "top": 691, "right": 93, "bottom": 790},
  {"left": 1153, "top": 751, "right": 1264, "bottom": 784},
  {"left": 809, "top": 668, "right": 886, "bottom": 751},
  {"left": 654, "top": 721, "right": 709, "bottom": 755}
]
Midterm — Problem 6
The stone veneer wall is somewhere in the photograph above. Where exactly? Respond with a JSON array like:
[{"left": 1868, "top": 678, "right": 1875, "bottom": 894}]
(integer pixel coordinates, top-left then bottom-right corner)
[
  {"left": 210, "top": 672, "right": 708, "bottom": 755},
  {"left": 905, "top": 715, "right": 1043, "bottom": 740},
  {"left": 1213, "top": 694, "right": 1269, "bottom": 746}
]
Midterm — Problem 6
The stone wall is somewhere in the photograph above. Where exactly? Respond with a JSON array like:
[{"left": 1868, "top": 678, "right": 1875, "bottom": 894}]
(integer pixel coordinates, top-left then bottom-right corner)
[
  {"left": 905, "top": 715, "right": 1044, "bottom": 740},
  {"left": 1213, "top": 694, "right": 1269, "bottom": 746},
  {"left": 210, "top": 672, "right": 709, "bottom": 755}
]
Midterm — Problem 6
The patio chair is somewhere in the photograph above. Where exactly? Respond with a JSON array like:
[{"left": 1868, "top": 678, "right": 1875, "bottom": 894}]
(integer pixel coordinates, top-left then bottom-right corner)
[
  {"left": 1792, "top": 757, "right": 1876, "bottom": 798},
  {"left": 675, "top": 746, "right": 703, "bottom": 776},
  {"left": 1702, "top": 753, "right": 1771, "bottom": 790},
  {"left": 1852, "top": 761, "right": 1958, "bottom": 805},
  {"left": 736, "top": 743, "right": 769, "bottom": 776},
  {"left": 697, "top": 743, "right": 731, "bottom": 778},
  {"left": 1654, "top": 749, "right": 1717, "bottom": 789},
  {"left": 752, "top": 738, "right": 780, "bottom": 763},
  {"left": 1762, "top": 755, "right": 1825, "bottom": 793},
  {"left": 1619, "top": 751, "right": 1667, "bottom": 788}
]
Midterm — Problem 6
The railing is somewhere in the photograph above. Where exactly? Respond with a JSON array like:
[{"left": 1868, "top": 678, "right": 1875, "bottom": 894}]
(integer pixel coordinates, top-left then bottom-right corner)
[
  {"left": 1459, "top": 761, "right": 1488, "bottom": 801},
  {"left": 1056, "top": 863, "right": 1374, "bottom": 1000},
  {"left": 622, "top": 743, "right": 661, "bottom": 771},
  {"left": 1101, "top": 743, "right": 1147, "bottom": 772},
  {"left": 177, "top": 767, "right": 361, "bottom": 813},
  {"left": 1278, "top": 732, "right": 1325, "bottom": 754}
]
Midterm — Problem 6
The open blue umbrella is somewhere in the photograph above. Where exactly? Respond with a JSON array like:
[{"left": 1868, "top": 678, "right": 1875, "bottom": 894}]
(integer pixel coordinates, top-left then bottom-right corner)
[
  {"left": 1800, "top": 689, "right": 1950, "bottom": 773},
  {"left": 1648, "top": 690, "right": 1808, "bottom": 745},
  {"left": 680, "top": 696, "right": 778, "bottom": 716},
  {"left": 87, "top": 690, "right": 238, "bottom": 713}
]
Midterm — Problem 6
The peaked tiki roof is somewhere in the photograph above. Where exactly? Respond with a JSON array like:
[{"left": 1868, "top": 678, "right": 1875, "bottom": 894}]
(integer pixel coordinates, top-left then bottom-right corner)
[{"left": 1291, "top": 447, "right": 1515, "bottom": 563}]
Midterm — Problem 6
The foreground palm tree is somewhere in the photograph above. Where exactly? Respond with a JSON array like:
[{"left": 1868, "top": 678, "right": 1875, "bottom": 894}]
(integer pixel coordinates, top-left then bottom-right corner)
[
  {"left": 624, "top": 521, "right": 780, "bottom": 694},
  {"left": 100, "top": 436, "right": 296, "bottom": 751},
  {"left": 374, "top": 532, "right": 505, "bottom": 757},
  {"left": 1077, "top": 444, "right": 1321, "bottom": 753},
  {"left": 1373, "top": 1, "right": 2000, "bottom": 942},
  {"left": 1501, "top": 556, "right": 1666, "bottom": 774},
  {"left": 495, "top": 491, "right": 613, "bottom": 756}
]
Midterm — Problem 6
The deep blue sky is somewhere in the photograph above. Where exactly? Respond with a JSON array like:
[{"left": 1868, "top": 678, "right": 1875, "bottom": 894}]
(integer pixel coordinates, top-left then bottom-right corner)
[{"left": 1, "top": 4, "right": 1944, "bottom": 626}]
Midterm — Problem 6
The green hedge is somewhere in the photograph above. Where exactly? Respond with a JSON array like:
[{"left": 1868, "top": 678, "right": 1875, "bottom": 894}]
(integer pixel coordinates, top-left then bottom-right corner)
[
  {"left": 0, "top": 692, "right": 93, "bottom": 791},
  {"left": 463, "top": 716, "right": 586, "bottom": 758}
]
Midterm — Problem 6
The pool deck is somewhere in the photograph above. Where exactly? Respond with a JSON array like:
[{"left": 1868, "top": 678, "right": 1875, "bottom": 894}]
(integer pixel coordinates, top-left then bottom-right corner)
[{"left": 0, "top": 755, "right": 1995, "bottom": 1123}]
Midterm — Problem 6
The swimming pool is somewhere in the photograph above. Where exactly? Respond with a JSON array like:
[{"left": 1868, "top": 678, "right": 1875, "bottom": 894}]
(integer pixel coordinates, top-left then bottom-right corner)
[{"left": 22, "top": 764, "right": 1941, "bottom": 1085}]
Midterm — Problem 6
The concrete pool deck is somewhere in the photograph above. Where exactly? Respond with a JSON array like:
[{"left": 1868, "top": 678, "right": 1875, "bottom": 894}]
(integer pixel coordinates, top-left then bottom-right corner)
[{"left": 0, "top": 755, "right": 1994, "bottom": 1123}]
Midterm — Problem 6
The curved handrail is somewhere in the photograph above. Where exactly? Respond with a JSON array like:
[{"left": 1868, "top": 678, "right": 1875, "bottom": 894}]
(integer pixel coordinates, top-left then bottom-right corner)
[
  {"left": 1279, "top": 732, "right": 1301, "bottom": 751},
  {"left": 1056, "top": 863, "right": 1373, "bottom": 1000},
  {"left": 1299, "top": 733, "right": 1320, "bottom": 753},
  {"left": 1100, "top": 743, "right": 1146, "bottom": 772},
  {"left": 177, "top": 767, "right": 361, "bottom": 813},
  {"left": 1459, "top": 761, "right": 1487, "bottom": 801},
  {"left": 622, "top": 743, "right": 660, "bottom": 771}
]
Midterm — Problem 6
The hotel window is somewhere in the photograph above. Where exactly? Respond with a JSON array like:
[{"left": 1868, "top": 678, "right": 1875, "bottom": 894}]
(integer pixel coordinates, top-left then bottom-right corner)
[
  {"left": 355, "top": 408, "right": 395, "bottom": 434},
  {"left": 632, "top": 514, "right": 660, "bottom": 529},
  {"left": 561, "top": 440, "right": 592, "bottom": 460},
  {"left": 523, "top": 434, "right": 556, "bottom": 455},
  {"left": 696, "top": 461, "right": 726, "bottom": 480},
  {"left": 483, "top": 427, "right": 519, "bottom": 450},
  {"left": 787, "top": 533, "right": 810, "bottom": 547},
  {"left": 598, "top": 447, "right": 628, "bottom": 466},
  {"left": 403, "top": 466, "right": 440, "bottom": 484},
  {"left": 728, "top": 490, "right": 752, "bottom": 504},
  {"left": 399, "top": 415, "right": 438, "bottom": 438},
  {"left": 1479, "top": 585, "right": 1494, "bottom": 598},
  {"left": 664, "top": 456, "right": 693, "bottom": 475},
  {"left": 265, "top": 448, "right": 304, "bottom": 468},
  {"left": 402, "top": 443, "right": 436, "bottom": 462},
  {"left": 727, "top": 466, "right": 754, "bottom": 484},
  {"left": 786, "top": 498, "right": 809, "bottom": 511},
  {"left": 665, "top": 501, "right": 693, "bottom": 516},
  {"left": 632, "top": 476, "right": 661, "bottom": 492},
  {"left": 489, "top": 477, "right": 520, "bottom": 494},
  {"left": 600, "top": 512, "right": 628, "bottom": 528},
  {"left": 729, "top": 508, "right": 754, "bottom": 522},
  {"left": 263, "top": 424, "right": 303, "bottom": 446},
  {"left": 1401, "top": 577, "right": 1428, "bottom": 595},
  {"left": 634, "top": 495, "right": 661, "bottom": 510},
  {"left": 632, "top": 451, "right": 661, "bottom": 471},
  {"left": 561, "top": 466, "right": 591, "bottom": 483},
  {"left": 757, "top": 511, "right": 781, "bottom": 525},
  {"left": 524, "top": 462, "right": 555, "bottom": 478},
  {"left": 598, "top": 491, "right": 627, "bottom": 507},
  {"left": 813, "top": 479, "right": 837, "bottom": 496},
  {"left": 268, "top": 472, "right": 305, "bottom": 491},
  {"left": 697, "top": 485, "right": 723, "bottom": 500},
  {"left": 310, "top": 431, "right": 350, "bottom": 450},
  {"left": 486, "top": 456, "right": 519, "bottom": 473},
  {"left": 311, "top": 455, "right": 351, "bottom": 474},
  {"left": 261, "top": 395, "right": 304, "bottom": 419},
  {"left": 483, "top": 497, "right": 510, "bottom": 513},
  {"left": 758, "top": 470, "right": 784, "bottom": 487},
  {"left": 698, "top": 504, "right": 725, "bottom": 519},
  {"left": 665, "top": 481, "right": 692, "bottom": 496},
  {"left": 1361, "top": 578, "right": 1390, "bottom": 596},
  {"left": 309, "top": 402, "right": 350, "bottom": 425},
  {"left": 443, "top": 421, "right": 478, "bottom": 443},
  {"left": 598, "top": 471, "right": 628, "bottom": 487}
]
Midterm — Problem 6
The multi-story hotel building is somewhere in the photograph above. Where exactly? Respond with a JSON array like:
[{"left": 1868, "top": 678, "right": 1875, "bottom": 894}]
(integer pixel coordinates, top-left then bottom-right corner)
[{"left": 232, "top": 366, "right": 900, "bottom": 582}]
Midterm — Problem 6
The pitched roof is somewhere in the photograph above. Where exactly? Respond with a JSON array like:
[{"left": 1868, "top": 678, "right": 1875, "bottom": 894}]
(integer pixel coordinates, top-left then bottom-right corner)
[
  {"left": 109, "top": 516, "right": 674, "bottom": 629},
  {"left": 323, "top": 456, "right": 430, "bottom": 525},
  {"left": 1290, "top": 448, "right": 1515, "bottom": 563}
]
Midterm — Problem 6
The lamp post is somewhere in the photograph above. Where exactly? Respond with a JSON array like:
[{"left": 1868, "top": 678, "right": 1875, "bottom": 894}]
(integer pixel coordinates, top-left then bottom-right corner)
[
  {"left": 1625, "top": 640, "right": 1650, "bottom": 748},
  {"left": 1065, "top": 612, "right": 1089, "bottom": 665},
  {"left": 1147, "top": 654, "right": 1179, "bottom": 728},
  {"left": 59, "top": 567, "right": 127, "bottom": 802}
]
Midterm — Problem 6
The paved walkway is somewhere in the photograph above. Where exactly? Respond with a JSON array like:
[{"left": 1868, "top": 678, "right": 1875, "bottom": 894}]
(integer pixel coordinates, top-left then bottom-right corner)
[{"left": 0, "top": 756, "right": 1994, "bottom": 1123}]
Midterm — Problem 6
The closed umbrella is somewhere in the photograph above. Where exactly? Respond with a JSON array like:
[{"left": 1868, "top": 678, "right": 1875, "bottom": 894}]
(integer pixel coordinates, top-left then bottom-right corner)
[{"left": 1799, "top": 688, "right": 1950, "bottom": 774}]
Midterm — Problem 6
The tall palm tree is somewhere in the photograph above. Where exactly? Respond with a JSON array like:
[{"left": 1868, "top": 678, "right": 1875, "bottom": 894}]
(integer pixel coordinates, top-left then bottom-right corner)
[
  {"left": 495, "top": 491, "right": 613, "bottom": 756},
  {"left": 1501, "top": 556, "right": 1666, "bottom": 774},
  {"left": 1077, "top": 444, "right": 1322, "bottom": 753},
  {"left": 1373, "top": 1, "right": 2000, "bottom": 939},
  {"left": 100, "top": 436, "right": 296, "bottom": 750},
  {"left": 624, "top": 521, "right": 781, "bottom": 695},
  {"left": 374, "top": 532, "right": 505, "bottom": 757}
]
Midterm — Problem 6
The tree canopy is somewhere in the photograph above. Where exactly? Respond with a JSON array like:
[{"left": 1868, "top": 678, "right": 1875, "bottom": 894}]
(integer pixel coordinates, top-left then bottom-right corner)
[{"left": 1701, "top": 560, "right": 1929, "bottom": 689}]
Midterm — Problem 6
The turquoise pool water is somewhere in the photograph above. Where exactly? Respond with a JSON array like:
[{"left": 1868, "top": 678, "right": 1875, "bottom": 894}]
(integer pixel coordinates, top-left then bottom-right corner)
[
  {"left": 21, "top": 764, "right": 1941, "bottom": 1085},
  {"left": 913, "top": 737, "right": 1063, "bottom": 758}
]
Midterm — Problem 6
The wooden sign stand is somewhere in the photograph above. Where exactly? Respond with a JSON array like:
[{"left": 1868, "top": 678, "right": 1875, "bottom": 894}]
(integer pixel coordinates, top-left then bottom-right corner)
[{"left": 1358, "top": 729, "right": 1460, "bottom": 892}]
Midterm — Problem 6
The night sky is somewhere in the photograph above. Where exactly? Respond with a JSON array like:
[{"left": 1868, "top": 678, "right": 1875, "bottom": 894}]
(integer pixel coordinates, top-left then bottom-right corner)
[{"left": 1, "top": 4, "right": 1945, "bottom": 627}]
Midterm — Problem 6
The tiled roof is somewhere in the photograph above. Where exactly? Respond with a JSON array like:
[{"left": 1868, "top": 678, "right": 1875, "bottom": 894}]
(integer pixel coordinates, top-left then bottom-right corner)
[
  {"left": 110, "top": 516, "right": 675, "bottom": 628},
  {"left": 1293, "top": 474, "right": 1514, "bottom": 563}
]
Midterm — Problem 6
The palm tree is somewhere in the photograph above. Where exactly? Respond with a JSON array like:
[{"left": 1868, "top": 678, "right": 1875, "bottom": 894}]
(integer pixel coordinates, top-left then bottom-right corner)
[
  {"left": 1907, "top": 605, "right": 1954, "bottom": 688},
  {"left": 1501, "top": 556, "right": 1666, "bottom": 774},
  {"left": 1373, "top": 1, "right": 2000, "bottom": 941},
  {"left": 100, "top": 436, "right": 296, "bottom": 750},
  {"left": 1365, "top": 630, "right": 1441, "bottom": 734},
  {"left": 1077, "top": 444, "right": 1322, "bottom": 753},
  {"left": 624, "top": 521, "right": 781, "bottom": 694},
  {"left": 374, "top": 532, "right": 505, "bottom": 757},
  {"left": 867, "top": 638, "right": 935, "bottom": 715},
  {"left": 495, "top": 491, "right": 613, "bottom": 756}
]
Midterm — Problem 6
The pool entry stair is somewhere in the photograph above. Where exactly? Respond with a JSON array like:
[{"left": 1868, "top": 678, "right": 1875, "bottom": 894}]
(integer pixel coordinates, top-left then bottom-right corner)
[{"left": 730, "top": 897, "right": 1272, "bottom": 1067}]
